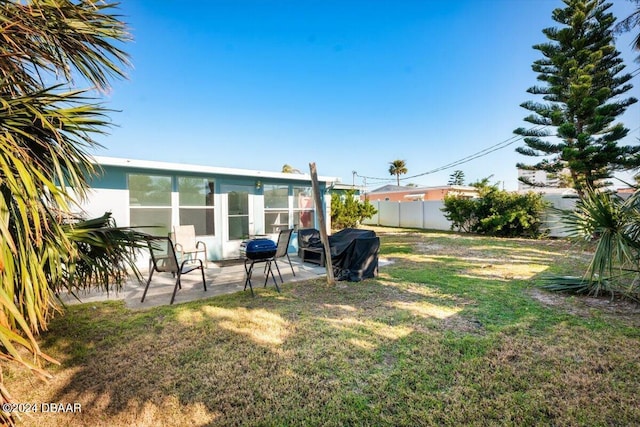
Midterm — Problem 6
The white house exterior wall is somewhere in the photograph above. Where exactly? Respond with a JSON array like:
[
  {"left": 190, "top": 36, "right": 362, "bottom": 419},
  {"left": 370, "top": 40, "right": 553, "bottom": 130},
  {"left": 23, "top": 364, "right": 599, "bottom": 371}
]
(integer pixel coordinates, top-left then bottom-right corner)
[
  {"left": 78, "top": 157, "right": 338, "bottom": 265},
  {"left": 75, "top": 187, "right": 129, "bottom": 225}
]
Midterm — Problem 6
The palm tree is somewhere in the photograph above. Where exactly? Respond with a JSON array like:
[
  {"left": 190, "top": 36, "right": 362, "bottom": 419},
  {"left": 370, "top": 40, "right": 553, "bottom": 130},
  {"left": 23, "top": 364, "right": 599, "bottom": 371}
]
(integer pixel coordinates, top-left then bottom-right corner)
[
  {"left": 388, "top": 160, "right": 408, "bottom": 186},
  {"left": 0, "top": 1, "right": 140, "bottom": 422},
  {"left": 282, "top": 164, "right": 302, "bottom": 174},
  {"left": 542, "top": 188, "right": 640, "bottom": 301}
]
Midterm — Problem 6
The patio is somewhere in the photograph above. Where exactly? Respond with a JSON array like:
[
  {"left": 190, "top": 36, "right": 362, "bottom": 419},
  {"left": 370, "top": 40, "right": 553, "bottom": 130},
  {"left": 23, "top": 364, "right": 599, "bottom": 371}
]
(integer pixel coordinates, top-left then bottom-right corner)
[{"left": 59, "top": 256, "right": 327, "bottom": 309}]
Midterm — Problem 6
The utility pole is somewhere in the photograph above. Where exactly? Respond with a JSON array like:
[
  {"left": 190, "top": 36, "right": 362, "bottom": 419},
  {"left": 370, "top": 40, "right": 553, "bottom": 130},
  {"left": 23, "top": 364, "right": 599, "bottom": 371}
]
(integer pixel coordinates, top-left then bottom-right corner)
[
  {"left": 352, "top": 171, "right": 356, "bottom": 188},
  {"left": 363, "top": 177, "right": 367, "bottom": 198},
  {"left": 309, "top": 162, "right": 335, "bottom": 285}
]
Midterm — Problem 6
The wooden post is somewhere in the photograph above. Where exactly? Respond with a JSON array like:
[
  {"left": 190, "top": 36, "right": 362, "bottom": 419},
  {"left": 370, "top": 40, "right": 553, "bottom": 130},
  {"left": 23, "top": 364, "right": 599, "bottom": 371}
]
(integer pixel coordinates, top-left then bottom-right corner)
[{"left": 309, "top": 162, "right": 335, "bottom": 285}]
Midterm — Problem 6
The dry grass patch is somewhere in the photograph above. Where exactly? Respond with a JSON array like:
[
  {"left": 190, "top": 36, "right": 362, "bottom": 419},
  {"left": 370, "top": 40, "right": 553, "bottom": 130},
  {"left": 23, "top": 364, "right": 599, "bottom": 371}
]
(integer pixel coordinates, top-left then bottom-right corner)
[
  {"left": 3, "top": 227, "right": 639, "bottom": 426},
  {"left": 529, "top": 288, "right": 640, "bottom": 326}
]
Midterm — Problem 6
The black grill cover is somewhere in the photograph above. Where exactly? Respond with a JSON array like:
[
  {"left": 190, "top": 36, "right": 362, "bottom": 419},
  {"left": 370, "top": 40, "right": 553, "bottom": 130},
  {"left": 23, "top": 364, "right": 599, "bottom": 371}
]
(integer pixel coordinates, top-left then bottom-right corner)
[{"left": 329, "top": 229, "right": 380, "bottom": 282}]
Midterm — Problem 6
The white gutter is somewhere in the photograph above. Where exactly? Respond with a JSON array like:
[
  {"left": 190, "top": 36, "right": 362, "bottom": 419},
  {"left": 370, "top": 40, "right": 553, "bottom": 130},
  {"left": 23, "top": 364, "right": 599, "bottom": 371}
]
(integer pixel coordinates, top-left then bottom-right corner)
[{"left": 92, "top": 155, "right": 340, "bottom": 184}]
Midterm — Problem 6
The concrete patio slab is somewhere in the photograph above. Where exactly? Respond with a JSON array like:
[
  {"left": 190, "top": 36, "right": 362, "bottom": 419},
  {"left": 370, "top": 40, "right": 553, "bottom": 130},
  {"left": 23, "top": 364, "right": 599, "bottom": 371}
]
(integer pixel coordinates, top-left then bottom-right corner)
[{"left": 58, "top": 256, "right": 327, "bottom": 309}]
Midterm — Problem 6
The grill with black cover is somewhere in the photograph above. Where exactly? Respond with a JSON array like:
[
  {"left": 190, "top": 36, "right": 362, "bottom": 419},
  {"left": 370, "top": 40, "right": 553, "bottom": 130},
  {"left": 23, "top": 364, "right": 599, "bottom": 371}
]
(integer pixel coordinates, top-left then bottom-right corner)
[{"left": 329, "top": 228, "right": 380, "bottom": 281}]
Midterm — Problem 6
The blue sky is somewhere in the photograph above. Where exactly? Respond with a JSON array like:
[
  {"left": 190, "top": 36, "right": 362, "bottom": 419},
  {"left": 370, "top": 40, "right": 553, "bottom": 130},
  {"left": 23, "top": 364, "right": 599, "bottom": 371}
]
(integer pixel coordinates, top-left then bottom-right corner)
[{"left": 94, "top": 0, "right": 640, "bottom": 191}]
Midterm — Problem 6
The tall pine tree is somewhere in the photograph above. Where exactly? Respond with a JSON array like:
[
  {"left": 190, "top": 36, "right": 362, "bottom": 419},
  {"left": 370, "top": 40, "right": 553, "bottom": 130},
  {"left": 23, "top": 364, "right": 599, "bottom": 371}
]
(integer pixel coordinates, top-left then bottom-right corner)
[
  {"left": 448, "top": 170, "right": 465, "bottom": 186},
  {"left": 515, "top": 0, "right": 638, "bottom": 197}
]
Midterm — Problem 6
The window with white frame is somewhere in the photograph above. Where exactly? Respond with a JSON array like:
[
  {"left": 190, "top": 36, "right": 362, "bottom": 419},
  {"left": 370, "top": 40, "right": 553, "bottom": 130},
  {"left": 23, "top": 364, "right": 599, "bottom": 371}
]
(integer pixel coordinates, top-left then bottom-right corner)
[
  {"left": 293, "top": 186, "right": 315, "bottom": 229},
  {"left": 128, "top": 174, "right": 172, "bottom": 236},
  {"left": 178, "top": 176, "right": 215, "bottom": 236},
  {"left": 264, "top": 184, "right": 289, "bottom": 233}
]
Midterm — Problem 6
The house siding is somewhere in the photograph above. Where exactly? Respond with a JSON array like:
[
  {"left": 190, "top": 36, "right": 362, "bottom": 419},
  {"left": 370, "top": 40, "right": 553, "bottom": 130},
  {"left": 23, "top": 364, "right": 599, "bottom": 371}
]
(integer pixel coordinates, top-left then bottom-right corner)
[
  {"left": 80, "top": 158, "right": 337, "bottom": 263},
  {"left": 365, "top": 186, "right": 477, "bottom": 202}
]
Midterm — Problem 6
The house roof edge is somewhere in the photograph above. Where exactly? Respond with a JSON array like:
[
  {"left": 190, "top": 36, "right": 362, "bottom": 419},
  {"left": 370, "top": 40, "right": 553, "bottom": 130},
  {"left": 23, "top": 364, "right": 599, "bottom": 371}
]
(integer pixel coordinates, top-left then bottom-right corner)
[{"left": 92, "top": 156, "right": 340, "bottom": 183}]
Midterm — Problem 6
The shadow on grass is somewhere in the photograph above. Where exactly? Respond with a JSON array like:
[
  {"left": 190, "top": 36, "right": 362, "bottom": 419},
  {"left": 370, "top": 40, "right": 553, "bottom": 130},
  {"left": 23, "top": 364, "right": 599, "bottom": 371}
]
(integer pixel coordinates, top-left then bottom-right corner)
[
  {"left": 11, "top": 230, "right": 640, "bottom": 426},
  {"left": 25, "top": 274, "right": 497, "bottom": 426}
]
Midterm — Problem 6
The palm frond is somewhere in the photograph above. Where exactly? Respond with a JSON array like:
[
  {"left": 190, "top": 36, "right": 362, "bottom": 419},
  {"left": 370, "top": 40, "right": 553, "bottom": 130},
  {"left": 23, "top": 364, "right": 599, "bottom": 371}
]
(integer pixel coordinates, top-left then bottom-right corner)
[
  {"left": 539, "top": 275, "right": 595, "bottom": 294},
  {"left": 0, "top": 0, "right": 130, "bottom": 94},
  {"left": 542, "top": 188, "right": 640, "bottom": 299},
  {"left": 57, "top": 212, "right": 148, "bottom": 293},
  {"left": 0, "top": 2, "right": 132, "bottom": 422}
]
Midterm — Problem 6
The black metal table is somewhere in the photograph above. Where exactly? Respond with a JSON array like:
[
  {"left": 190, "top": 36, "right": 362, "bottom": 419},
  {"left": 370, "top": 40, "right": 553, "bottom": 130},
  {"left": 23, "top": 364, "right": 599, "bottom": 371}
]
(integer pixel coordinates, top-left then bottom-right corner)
[{"left": 243, "top": 257, "right": 280, "bottom": 296}]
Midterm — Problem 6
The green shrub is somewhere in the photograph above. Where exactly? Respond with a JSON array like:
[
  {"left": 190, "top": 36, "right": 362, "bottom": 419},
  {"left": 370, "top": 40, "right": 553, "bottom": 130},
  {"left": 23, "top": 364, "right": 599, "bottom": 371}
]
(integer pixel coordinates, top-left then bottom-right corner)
[
  {"left": 541, "top": 188, "right": 640, "bottom": 301},
  {"left": 441, "top": 196, "right": 477, "bottom": 233},
  {"left": 442, "top": 181, "right": 548, "bottom": 238},
  {"left": 331, "top": 190, "right": 377, "bottom": 229}
]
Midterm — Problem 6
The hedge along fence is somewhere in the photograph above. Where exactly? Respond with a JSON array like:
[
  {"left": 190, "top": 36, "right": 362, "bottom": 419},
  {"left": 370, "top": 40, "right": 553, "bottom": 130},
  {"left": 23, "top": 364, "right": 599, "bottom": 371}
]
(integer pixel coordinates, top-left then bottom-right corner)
[{"left": 362, "top": 195, "right": 579, "bottom": 237}]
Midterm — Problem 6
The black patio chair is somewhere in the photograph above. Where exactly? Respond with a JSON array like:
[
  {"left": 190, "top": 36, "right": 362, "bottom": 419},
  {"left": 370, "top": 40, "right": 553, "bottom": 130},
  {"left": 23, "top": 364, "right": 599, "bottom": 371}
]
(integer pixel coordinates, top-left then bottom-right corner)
[
  {"left": 141, "top": 235, "right": 206, "bottom": 305},
  {"left": 270, "top": 228, "right": 296, "bottom": 283}
]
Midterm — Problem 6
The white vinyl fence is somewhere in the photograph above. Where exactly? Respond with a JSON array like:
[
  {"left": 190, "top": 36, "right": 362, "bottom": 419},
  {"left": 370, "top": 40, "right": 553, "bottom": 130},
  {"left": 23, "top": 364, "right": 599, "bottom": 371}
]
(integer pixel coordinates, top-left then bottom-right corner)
[{"left": 363, "top": 195, "right": 579, "bottom": 237}]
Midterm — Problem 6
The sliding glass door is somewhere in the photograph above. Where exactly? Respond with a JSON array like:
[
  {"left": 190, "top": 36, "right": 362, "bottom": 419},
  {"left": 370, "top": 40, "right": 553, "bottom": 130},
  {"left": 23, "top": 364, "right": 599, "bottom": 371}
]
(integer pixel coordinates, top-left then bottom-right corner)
[{"left": 222, "top": 184, "right": 252, "bottom": 241}]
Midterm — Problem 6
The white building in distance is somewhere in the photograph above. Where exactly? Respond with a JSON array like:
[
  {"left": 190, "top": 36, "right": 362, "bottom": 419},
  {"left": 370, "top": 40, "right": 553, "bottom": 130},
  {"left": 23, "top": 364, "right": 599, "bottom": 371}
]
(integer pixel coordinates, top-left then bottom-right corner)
[{"left": 518, "top": 168, "right": 563, "bottom": 190}]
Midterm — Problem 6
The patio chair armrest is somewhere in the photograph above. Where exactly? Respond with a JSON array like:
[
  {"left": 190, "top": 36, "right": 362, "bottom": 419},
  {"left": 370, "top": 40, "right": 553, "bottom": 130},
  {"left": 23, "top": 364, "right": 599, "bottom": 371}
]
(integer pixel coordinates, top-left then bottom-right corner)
[{"left": 180, "top": 258, "right": 203, "bottom": 274}]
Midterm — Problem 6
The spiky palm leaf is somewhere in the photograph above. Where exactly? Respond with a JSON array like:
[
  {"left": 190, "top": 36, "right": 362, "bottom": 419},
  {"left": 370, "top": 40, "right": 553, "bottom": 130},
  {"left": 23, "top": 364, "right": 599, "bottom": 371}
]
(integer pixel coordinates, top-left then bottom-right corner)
[
  {"left": 0, "top": 1, "right": 131, "bottom": 424},
  {"left": 614, "top": 0, "right": 640, "bottom": 61},
  {"left": 539, "top": 276, "right": 594, "bottom": 294},
  {"left": 566, "top": 190, "right": 640, "bottom": 280},
  {"left": 57, "top": 212, "right": 147, "bottom": 295},
  {"left": 0, "top": 0, "right": 130, "bottom": 95},
  {"left": 542, "top": 188, "right": 640, "bottom": 299}
]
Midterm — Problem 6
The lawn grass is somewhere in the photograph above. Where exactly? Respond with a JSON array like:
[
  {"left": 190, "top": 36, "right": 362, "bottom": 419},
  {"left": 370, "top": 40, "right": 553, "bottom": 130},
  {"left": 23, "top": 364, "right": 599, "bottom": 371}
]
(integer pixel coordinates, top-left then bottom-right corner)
[{"left": 4, "top": 226, "right": 640, "bottom": 426}]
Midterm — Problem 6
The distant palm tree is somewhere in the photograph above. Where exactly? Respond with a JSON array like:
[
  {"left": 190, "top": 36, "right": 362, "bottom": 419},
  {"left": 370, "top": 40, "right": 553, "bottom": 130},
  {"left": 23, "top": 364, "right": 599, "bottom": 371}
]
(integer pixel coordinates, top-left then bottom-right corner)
[
  {"left": 388, "top": 160, "right": 408, "bottom": 186},
  {"left": 282, "top": 164, "right": 302, "bottom": 174}
]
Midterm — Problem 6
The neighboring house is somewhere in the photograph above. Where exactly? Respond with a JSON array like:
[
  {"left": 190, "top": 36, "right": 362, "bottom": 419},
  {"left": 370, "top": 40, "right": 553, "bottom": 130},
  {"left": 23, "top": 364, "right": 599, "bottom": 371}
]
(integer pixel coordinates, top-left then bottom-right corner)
[
  {"left": 365, "top": 184, "right": 478, "bottom": 202},
  {"left": 617, "top": 187, "right": 636, "bottom": 196},
  {"left": 329, "top": 182, "right": 362, "bottom": 198},
  {"left": 77, "top": 156, "right": 339, "bottom": 261},
  {"left": 515, "top": 187, "right": 578, "bottom": 197}
]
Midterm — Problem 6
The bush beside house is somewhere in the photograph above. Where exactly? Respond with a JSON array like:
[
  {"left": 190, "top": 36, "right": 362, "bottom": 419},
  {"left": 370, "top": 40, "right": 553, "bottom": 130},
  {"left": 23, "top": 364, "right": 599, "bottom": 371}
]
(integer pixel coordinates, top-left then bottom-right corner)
[{"left": 331, "top": 190, "right": 377, "bottom": 229}]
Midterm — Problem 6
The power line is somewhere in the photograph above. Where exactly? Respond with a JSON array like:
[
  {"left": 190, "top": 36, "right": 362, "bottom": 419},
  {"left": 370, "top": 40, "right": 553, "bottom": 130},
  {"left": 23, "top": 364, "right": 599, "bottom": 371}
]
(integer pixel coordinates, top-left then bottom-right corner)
[
  {"left": 402, "top": 132, "right": 535, "bottom": 180},
  {"left": 358, "top": 122, "right": 640, "bottom": 186},
  {"left": 356, "top": 126, "right": 546, "bottom": 183}
]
